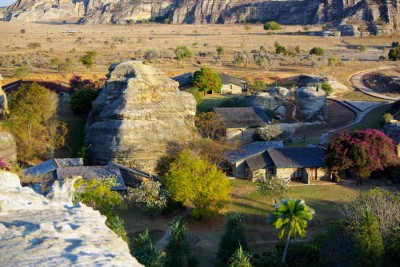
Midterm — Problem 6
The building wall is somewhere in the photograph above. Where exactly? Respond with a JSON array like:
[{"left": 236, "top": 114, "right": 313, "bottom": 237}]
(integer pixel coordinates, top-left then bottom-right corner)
[
  {"left": 231, "top": 160, "right": 250, "bottom": 179},
  {"left": 275, "top": 167, "right": 330, "bottom": 184},
  {"left": 250, "top": 168, "right": 266, "bottom": 181},
  {"left": 226, "top": 128, "right": 255, "bottom": 144},
  {"left": 221, "top": 84, "right": 242, "bottom": 94}
]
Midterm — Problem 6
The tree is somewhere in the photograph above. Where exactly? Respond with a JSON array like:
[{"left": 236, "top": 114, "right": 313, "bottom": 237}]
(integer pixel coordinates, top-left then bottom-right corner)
[
  {"left": 50, "top": 57, "right": 61, "bottom": 73},
  {"left": 264, "top": 21, "right": 282, "bottom": 31},
  {"left": 164, "top": 149, "right": 231, "bottom": 218},
  {"left": 130, "top": 180, "right": 170, "bottom": 217},
  {"left": 321, "top": 82, "right": 333, "bottom": 95},
  {"left": 6, "top": 82, "right": 67, "bottom": 162},
  {"left": 325, "top": 129, "right": 399, "bottom": 182},
  {"left": 352, "top": 210, "right": 384, "bottom": 267},
  {"left": 69, "top": 75, "right": 96, "bottom": 92},
  {"left": 133, "top": 230, "right": 166, "bottom": 267},
  {"left": 217, "top": 213, "right": 250, "bottom": 265},
  {"left": 268, "top": 199, "right": 315, "bottom": 264},
  {"left": 192, "top": 67, "right": 222, "bottom": 94},
  {"left": 257, "top": 177, "right": 289, "bottom": 204},
  {"left": 165, "top": 217, "right": 194, "bottom": 267},
  {"left": 309, "top": 47, "right": 324, "bottom": 56},
  {"left": 195, "top": 111, "right": 224, "bottom": 139},
  {"left": 70, "top": 87, "right": 98, "bottom": 114},
  {"left": 388, "top": 47, "right": 400, "bottom": 61},
  {"left": 80, "top": 51, "right": 97, "bottom": 72},
  {"left": 228, "top": 245, "right": 252, "bottom": 267},
  {"left": 175, "top": 46, "right": 192, "bottom": 61}
]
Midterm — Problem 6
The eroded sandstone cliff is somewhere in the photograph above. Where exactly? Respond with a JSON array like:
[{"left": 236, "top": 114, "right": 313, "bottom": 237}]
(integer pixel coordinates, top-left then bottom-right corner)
[
  {"left": 2, "top": 0, "right": 400, "bottom": 35},
  {"left": 85, "top": 60, "right": 196, "bottom": 173},
  {"left": 0, "top": 170, "right": 142, "bottom": 266}
]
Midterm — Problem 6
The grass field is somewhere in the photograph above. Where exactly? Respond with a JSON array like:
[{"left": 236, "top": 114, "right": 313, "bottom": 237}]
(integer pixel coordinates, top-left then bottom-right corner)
[{"left": 117, "top": 179, "right": 374, "bottom": 266}]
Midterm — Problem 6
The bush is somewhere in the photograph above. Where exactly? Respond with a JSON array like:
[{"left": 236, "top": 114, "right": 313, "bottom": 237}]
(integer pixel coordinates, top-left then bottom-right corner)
[
  {"left": 129, "top": 180, "right": 170, "bottom": 217},
  {"left": 382, "top": 113, "right": 394, "bottom": 124},
  {"left": 175, "top": 46, "right": 192, "bottom": 61},
  {"left": 257, "top": 177, "right": 289, "bottom": 204},
  {"left": 106, "top": 215, "right": 129, "bottom": 243},
  {"left": 73, "top": 176, "right": 124, "bottom": 216},
  {"left": 359, "top": 45, "right": 366, "bottom": 51},
  {"left": 217, "top": 213, "right": 250, "bottom": 265},
  {"left": 388, "top": 47, "right": 400, "bottom": 61},
  {"left": 144, "top": 49, "right": 159, "bottom": 61},
  {"left": 70, "top": 87, "right": 98, "bottom": 114},
  {"left": 328, "top": 56, "right": 342, "bottom": 66},
  {"left": 275, "top": 45, "right": 287, "bottom": 55},
  {"left": 321, "top": 82, "right": 333, "bottom": 95},
  {"left": 133, "top": 230, "right": 166, "bottom": 267},
  {"left": 309, "top": 47, "right": 324, "bottom": 56},
  {"left": 264, "top": 21, "right": 282, "bottom": 31}
]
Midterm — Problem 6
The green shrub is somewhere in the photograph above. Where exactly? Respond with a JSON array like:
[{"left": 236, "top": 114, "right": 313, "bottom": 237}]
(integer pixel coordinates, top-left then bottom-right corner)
[
  {"left": 133, "top": 230, "right": 166, "bottom": 267},
  {"left": 382, "top": 113, "right": 394, "bottom": 124},
  {"left": 276, "top": 45, "right": 287, "bottom": 55},
  {"left": 309, "top": 47, "right": 324, "bottom": 56},
  {"left": 321, "top": 82, "right": 333, "bottom": 95},
  {"left": 388, "top": 47, "right": 400, "bottom": 61},
  {"left": 70, "top": 87, "right": 98, "bottom": 114},
  {"left": 359, "top": 45, "right": 366, "bottom": 51},
  {"left": 264, "top": 21, "right": 282, "bottom": 31},
  {"left": 186, "top": 87, "right": 203, "bottom": 105},
  {"left": 106, "top": 215, "right": 129, "bottom": 243},
  {"left": 175, "top": 46, "right": 192, "bottom": 61}
]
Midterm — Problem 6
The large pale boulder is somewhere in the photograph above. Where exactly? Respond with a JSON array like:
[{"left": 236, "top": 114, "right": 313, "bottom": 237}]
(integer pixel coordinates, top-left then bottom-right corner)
[
  {"left": 85, "top": 60, "right": 196, "bottom": 173},
  {"left": 296, "top": 86, "right": 327, "bottom": 121},
  {"left": 246, "top": 92, "right": 279, "bottom": 110},
  {"left": 0, "top": 131, "right": 17, "bottom": 164},
  {"left": 0, "top": 170, "right": 142, "bottom": 266}
]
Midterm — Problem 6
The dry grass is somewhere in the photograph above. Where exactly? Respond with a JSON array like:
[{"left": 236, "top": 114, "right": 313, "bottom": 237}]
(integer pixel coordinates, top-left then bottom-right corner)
[{"left": 0, "top": 22, "right": 398, "bottom": 91}]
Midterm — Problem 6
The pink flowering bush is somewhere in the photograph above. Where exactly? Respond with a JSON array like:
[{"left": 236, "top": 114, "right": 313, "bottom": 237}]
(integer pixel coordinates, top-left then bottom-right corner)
[
  {"left": 0, "top": 157, "right": 12, "bottom": 171},
  {"left": 325, "top": 129, "right": 399, "bottom": 181}
]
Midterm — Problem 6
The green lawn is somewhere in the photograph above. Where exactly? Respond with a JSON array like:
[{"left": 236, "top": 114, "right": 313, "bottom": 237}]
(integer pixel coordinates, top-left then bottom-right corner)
[{"left": 347, "top": 104, "right": 391, "bottom": 132}]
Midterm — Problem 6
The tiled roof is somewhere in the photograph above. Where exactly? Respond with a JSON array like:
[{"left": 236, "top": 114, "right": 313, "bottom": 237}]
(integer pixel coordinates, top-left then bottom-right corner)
[
  {"left": 24, "top": 158, "right": 83, "bottom": 177},
  {"left": 267, "top": 147, "right": 325, "bottom": 168},
  {"left": 56, "top": 164, "right": 126, "bottom": 191},
  {"left": 225, "top": 141, "right": 283, "bottom": 164},
  {"left": 214, "top": 107, "right": 270, "bottom": 128},
  {"left": 219, "top": 74, "right": 245, "bottom": 87}
]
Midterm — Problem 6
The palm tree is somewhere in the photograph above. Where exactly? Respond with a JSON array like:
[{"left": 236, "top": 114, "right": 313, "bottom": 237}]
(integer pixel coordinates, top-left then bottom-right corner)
[{"left": 268, "top": 199, "right": 315, "bottom": 264}]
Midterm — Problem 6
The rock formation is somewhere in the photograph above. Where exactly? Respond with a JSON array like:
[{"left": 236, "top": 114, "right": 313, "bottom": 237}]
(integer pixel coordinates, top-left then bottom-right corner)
[
  {"left": 2, "top": 0, "right": 400, "bottom": 35},
  {"left": 85, "top": 60, "right": 196, "bottom": 173},
  {"left": 296, "top": 86, "right": 327, "bottom": 122},
  {"left": 0, "top": 170, "right": 142, "bottom": 266},
  {"left": 0, "top": 131, "right": 17, "bottom": 164}
]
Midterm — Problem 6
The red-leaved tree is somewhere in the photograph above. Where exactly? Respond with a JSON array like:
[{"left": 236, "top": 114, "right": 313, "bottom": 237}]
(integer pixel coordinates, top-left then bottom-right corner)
[{"left": 325, "top": 129, "right": 399, "bottom": 181}]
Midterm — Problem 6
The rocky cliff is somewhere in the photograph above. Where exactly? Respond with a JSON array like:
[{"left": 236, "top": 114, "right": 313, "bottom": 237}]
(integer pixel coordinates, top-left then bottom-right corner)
[
  {"left": 85, "top": 60, "right": 196, "bottom": 173},
  {"left": 0, "top": 170, "right": 142, "bottom": 266},
  {"left": 2, "top": 0, "right": 400, "bottom": 35}
]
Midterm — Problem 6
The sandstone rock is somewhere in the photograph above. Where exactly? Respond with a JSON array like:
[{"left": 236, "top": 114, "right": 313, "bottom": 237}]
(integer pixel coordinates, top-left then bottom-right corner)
[
  {"left": 296, "top": 86, "right": 327, "bottom": 121},
  {"left": 0, "top": 170, "right": 142, "bottom": 266},
  {"left": 269, "top": 87, "right": 290, "bottom": 98},
  {"left": 85, "top": 60, "right": 196, "bottom": 173},
  {"left": 246, "top": 92, "right": 279, "bottom": 110},
  {"left": 0, "top": 131, "right": 17, "bottom": 164}
]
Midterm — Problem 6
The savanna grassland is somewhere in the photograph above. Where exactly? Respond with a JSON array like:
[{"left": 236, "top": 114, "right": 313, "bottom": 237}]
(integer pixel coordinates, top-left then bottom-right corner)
[{"left": 0, "top": 21, "right": 398, "bottom": 88}]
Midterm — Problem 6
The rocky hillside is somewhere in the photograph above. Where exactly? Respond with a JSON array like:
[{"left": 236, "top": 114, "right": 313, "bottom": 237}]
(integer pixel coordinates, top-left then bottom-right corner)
[
  {"left": 85, "top": 60, "right": 196, "bottom": 173},
  {"left": 0, "top": 170, "right": 142, "bottom": 266},
  {"left": 1, "top": 0, "right": 399, "bottom": 35}
]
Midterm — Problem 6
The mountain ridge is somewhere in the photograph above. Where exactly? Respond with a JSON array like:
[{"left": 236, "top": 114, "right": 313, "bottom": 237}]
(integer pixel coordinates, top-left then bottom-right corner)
[{"left": 1, "top": 0, "right": 399, "bottom": 35}]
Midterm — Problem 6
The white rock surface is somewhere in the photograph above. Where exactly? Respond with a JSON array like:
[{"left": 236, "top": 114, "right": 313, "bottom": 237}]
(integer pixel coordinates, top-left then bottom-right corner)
[{"left": 0, "top": 171, "right": 142, "bottom": 267}]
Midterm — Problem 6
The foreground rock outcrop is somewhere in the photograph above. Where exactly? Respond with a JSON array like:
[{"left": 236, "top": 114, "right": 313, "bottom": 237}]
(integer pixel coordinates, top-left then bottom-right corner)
[
  {"left": 0, "top": 170, "right": 142, "bottom": 266},
  {"left": 0, "top": 131, "right": 17, "bottom": 164},
  {"left": 85, "top": 60, "right": 196, "bottom": 173},
  {"left": 2, "top": 0, "right": 400, "bottom": 35}
]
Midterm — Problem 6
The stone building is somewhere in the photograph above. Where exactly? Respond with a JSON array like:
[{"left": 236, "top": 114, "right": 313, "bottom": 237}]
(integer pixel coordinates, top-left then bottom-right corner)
[
  {"left": 219, "top": 74, "right": 248, "bottom": 94},
  {"left": 213, "top": 107, "right": 270, "bottom": 144}
]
